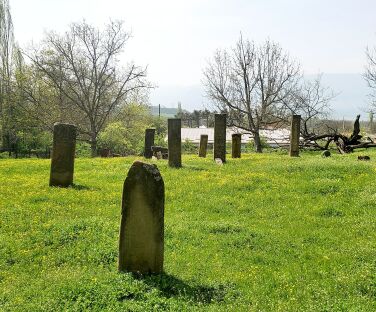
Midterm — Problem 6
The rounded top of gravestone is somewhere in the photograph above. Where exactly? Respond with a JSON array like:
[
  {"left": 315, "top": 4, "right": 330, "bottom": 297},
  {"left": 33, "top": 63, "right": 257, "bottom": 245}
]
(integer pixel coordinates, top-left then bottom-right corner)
[
  {"left": 322, "top": 150, "right": 331, "bottom": 157},
  {"left": 129, "top": 161, "right": 163, "bottom": 183},
  {"left": 53, "top": 122, "right": 77, "bottom": 128}
]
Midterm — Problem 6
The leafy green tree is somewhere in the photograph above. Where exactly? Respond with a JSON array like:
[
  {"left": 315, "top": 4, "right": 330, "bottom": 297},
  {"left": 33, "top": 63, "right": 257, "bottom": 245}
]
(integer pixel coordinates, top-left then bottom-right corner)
[
  {"left": 99, "top": 103, "right": 155, "bottom": 155},
  {"left": 25, "top": 20, "right": 149, "bottom": 156},
  {"left": 0, "top": 0, "right": 18, "bottom": 151}
]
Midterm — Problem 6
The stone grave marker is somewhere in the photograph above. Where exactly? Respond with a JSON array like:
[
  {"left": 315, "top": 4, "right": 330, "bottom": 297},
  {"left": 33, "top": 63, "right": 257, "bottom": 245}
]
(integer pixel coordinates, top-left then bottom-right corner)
[
  {"left": 168, "top": 118, "right": 182, "bottom": 167},
  {"left": 289, "top": 114, "right": 301, "bottom": 157},
  {"left": 198, "top": 134, "right": 208, "bottom": 158},
  {"left": 144, "top": 128, "right": 155, "bottom": 159},
  {"left": 214, "top": 114, "right": 226, "bottom": 163},
  {"left": 232, "top": 133, "right": 241, "bottom": 158},
  {"left": 49, "top": 123, "right": 77, "bottom": 187},
  {"left": 118, "top": 161, "right": 164, "bottom": 274}
]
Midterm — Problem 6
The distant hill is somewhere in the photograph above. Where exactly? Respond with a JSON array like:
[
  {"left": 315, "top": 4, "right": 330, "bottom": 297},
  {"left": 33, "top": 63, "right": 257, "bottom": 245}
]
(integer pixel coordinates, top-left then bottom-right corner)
[{"left": 149, "top": 106, "right": 178, "bottom": 117}]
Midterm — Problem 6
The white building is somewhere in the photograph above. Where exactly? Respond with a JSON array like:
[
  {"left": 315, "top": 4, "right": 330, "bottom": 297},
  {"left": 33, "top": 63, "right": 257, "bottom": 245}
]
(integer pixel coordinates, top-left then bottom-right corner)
[{"left": 178, "top": 127, "right": 291, "bottom": 147}]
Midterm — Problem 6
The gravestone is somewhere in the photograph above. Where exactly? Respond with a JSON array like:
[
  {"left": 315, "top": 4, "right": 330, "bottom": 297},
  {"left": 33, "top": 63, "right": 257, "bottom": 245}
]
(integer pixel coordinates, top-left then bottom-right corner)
[
  {"left": 232, "top": 133, "right": 241, "bottom": 158},
  {"left": 289, "top": 114, "right": 301, "bottom": 157},
  {"left": 322, "top": 150, "right": 331, "bottom": 158},
  {"left": 214, "top": 114, "right": 227, "bottom": 163},
  {"left": 168, "top": 118, "right": 182, "bottom": 167},
  {"left": 118, "top": 161, "right": 164, "bottom": 274},
  {"left": 144, "top": 128, "right": 155, "bottom": 159},
  {"left": 198, "top": 134, "right": 208, "bottom": 157},
  {"left": 49, "top": 123, "right": 76, "bottom": 187},
  {"left": 99, "top": 148, "right": 111, "bottom": 158}
]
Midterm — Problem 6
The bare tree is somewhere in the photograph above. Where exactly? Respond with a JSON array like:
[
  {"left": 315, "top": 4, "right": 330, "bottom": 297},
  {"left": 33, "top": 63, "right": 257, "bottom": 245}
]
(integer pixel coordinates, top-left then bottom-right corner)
[
  {"left": 203, "top": 36, "right": 300, "bottom": 152},
  {"left": 365, "top": 45, "right": 376, "bottom": 108},
  {"left": 24, "top": 20, "right": 149, "bottom": 156},
  {"left": 283, "top": 74, "right": 336, "bottom": 138}
]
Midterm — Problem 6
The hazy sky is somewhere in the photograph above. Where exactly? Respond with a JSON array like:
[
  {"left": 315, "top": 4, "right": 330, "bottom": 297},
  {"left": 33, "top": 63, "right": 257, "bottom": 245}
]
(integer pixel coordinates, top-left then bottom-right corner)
[{"left": 10, "top": 0, "right": 376, "bottom": 114}]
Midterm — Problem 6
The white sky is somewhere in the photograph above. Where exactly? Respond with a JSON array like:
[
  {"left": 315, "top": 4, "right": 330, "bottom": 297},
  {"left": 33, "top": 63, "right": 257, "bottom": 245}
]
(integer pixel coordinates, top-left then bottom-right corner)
[{"left": 9, "top": 0, "right": 376, "bottom": 113}]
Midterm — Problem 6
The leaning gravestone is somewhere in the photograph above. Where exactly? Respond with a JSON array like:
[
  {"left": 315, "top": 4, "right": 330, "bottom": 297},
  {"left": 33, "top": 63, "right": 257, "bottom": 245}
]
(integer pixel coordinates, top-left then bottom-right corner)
[
  {"left": 168, "top": 118, "right": 182, "bottom": 167},
  {"left": 289, "top": 114, "right": 301, "bottom": 157},
  {"left": 214, "top": 114, "right": 227, "bottom": 163},
  {"left": 118, "top": 161, "right": 164, "bottom": 274},
  {"left": 144, "top": 128, "right": 155, "bottom": 159},
  {"left": 198, "top": 134, "right": 208, "bottom": 158},
  {"left": 49, "top": 123, "right": 77, "bottom": 187},
  {"left": 232, "top": 133, "right": 241, "bottom": 158}
]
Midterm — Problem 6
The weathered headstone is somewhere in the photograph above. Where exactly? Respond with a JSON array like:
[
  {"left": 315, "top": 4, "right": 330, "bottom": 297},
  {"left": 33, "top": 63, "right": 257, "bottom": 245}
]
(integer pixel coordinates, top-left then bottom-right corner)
[
  {"left": 49, "top": 123, "right": 76, "bottom": 187},
  {"left": 118, "top": 161, "right": 164, "bottom": 274},
  {"left": 232, "top": 133, "right": 241, "bottom": 158},
  {"left": 144, "top": 128, "right": 155, "bottom": 159},
  {"left": 168, "top": 118, "right": 182, "bottom": 168},
  {"left": 198, "top": 134, "right": 208, "bottom": 157},
  {"left": 289, "top": 114, "right": 301, "bottom": 157},
  {"left": 214, "top": 114, "right": 227, "bottom": 163},
  {"left": 99, "top": 148, "right": 111, "bottom": 158}
]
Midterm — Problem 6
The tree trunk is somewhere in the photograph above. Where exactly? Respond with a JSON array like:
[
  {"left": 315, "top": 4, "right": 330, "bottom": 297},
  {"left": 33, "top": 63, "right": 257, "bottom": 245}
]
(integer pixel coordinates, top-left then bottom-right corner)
[
  {"left": 253, "top": 131, "right": 263, "bottom": 153},
  {"left": 90, "top": 139, "right": 97, "bottom": 157}
]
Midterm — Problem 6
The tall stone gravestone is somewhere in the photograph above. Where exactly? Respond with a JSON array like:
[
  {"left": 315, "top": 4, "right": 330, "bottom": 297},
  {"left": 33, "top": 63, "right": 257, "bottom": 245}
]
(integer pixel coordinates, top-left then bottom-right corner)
[
  {"left": 198, "top": 134, "right": 208, "bottom": 157},
  {"left": 49, "top": 123, "right": 76, "bottom": 187},
  {"left": 118, "top": 161, "right": 164, "bottom": 274},
  {"left": 168, "top": 118, "right": 182, "bottom": 168},
  {"left": 214, "top": 114, "right": 226, "bottom": 163},
  {"left": 232, "top": 133, "right": 241, "bottom": 158},
  {"left": 144, "top": 128, "right": 155, "bottom": 159},
  {"left": 290, "top": 114, "right": 301, "bottom": 157}
]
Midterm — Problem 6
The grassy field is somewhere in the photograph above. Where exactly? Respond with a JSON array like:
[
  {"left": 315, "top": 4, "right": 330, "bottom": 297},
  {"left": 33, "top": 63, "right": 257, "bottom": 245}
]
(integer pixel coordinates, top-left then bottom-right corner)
[{"left": 1, "top": 150, "right": 376, "bottom": 311}]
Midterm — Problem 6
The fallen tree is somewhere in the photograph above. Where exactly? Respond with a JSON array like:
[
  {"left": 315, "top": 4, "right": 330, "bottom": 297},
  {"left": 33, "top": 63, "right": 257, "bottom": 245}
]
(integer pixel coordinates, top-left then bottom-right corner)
[{"left": 301, "top": 115, "right": 376, "bottom": 153}]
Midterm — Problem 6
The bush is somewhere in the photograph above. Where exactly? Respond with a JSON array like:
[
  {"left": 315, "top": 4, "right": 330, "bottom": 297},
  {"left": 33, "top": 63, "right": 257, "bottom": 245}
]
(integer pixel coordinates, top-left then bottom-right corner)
[
  {"left": 246, "top": 136, "right": 269, "bottom": 152},
  {"left": 182, "top": 139, "right": 198, "bottom": 154},
  {"left": 75, "top": 142, "right": 92, "bottom": 158}
]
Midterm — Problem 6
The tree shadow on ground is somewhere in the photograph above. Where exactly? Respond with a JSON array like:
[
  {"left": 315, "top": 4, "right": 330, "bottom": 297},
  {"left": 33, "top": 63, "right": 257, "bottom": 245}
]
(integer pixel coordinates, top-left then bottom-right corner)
[{"left": 133, "top": 273, "right": 233, "bottom": 304}]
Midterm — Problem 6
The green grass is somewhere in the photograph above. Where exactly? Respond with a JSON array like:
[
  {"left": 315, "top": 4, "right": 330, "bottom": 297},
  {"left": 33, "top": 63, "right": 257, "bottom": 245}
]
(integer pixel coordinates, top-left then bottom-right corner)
[{"left": 1, "top": 150, "right": 376, "bottom": 311}]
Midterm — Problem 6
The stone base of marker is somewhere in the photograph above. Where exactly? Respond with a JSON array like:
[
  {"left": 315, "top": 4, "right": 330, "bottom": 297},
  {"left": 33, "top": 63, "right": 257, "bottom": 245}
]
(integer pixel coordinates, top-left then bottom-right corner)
[
  {"left": 215, "top": 158, "right": 223, "bottom": 166},
  {"left": 198, "top": 134, "right": 208, "bottom": 157},
  {"left": 152, "top": 146, "right": 168, "bottom": 159},
  {"left": 118, "top": 161, "right": 164, "bottom": 274},
  {"left": 49, "top": 123, "right": 77, "bottom": 187},
  {"left": 232, "top": 133, "right": 241, "bottom": 158}
]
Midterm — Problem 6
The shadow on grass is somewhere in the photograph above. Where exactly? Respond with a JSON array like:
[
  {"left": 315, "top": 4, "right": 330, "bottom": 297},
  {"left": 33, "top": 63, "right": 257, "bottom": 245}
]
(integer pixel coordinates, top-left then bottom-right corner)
[
  {"left": 133, "top": 273, "right": 232, "bottom": 304},
  {"left": 182, "top": 165, "right": 207, "bottom": 171},
  {"left": 70, "top": 184, "right": 93, "bottom": 191}
]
